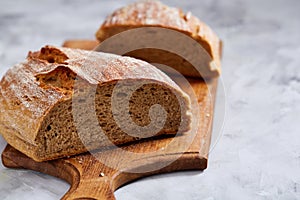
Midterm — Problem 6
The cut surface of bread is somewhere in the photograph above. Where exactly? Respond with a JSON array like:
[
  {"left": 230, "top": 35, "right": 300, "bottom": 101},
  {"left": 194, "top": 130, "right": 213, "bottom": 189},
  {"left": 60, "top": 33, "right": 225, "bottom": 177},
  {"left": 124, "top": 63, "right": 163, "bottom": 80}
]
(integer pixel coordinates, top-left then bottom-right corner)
[
  {"left": 0, "top": 45, "right": 191, "bottom": 162},
  {"left": 95, "top": 0, "right": 222, "bottom": 78}
]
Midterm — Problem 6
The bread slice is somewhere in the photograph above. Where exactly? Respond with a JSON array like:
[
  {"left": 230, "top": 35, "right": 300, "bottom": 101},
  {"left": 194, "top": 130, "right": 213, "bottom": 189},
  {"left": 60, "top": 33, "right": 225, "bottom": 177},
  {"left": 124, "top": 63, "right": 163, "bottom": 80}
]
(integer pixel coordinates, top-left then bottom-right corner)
[
  {"left": 95, "top": 0, "right": 222, "bottom": 78},
  {"left": 0, "top": 45, "right": 192, "bottom": 162}
]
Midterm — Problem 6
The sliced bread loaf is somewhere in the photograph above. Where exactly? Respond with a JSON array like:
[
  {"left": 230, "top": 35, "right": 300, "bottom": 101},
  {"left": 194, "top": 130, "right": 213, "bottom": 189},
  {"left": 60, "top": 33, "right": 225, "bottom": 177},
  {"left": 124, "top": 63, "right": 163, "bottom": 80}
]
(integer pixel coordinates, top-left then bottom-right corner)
[
  {"left": 95, "top": 0, "right": 222, "bottom": 78},
  {"left": 0, "top": 45, "right": 191, "bottom": 162}
]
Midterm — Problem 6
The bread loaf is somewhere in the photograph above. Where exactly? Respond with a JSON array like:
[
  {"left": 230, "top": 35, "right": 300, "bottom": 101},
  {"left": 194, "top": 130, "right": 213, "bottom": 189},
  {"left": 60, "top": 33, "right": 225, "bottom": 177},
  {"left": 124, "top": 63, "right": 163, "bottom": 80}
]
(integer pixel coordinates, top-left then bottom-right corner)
[
  {"left": 95, "top": 0, "right": 222, "bottom": 78},
  {"left": 0, "top": 45, "right": 192, "bottom": 162}
]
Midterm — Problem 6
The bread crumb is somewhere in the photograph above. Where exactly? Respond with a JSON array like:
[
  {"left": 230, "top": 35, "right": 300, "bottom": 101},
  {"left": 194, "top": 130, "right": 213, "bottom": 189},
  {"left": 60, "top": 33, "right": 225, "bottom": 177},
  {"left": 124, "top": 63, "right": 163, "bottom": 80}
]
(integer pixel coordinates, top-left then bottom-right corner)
[{"left": 99, "top": 172, "right": 105, "bottom": 177}]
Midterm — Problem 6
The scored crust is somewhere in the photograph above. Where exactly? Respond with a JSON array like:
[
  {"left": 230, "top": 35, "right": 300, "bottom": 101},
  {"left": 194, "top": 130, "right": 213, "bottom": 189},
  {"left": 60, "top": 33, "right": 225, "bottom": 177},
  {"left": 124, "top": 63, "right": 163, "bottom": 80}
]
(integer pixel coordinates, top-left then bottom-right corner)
[
  {"left": 95, "top": 0, "right": 222, "bottom": 78},
  {"left": 0, "top": 45, "right": 192, "bottom": 162}
]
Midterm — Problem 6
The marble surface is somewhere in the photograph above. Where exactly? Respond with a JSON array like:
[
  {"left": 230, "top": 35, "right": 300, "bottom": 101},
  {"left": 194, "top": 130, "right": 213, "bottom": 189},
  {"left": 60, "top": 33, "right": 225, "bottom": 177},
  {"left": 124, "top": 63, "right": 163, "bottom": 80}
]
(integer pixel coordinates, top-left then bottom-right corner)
[{"left": 0, "top": 0, "right": 300, "bottom": 199}]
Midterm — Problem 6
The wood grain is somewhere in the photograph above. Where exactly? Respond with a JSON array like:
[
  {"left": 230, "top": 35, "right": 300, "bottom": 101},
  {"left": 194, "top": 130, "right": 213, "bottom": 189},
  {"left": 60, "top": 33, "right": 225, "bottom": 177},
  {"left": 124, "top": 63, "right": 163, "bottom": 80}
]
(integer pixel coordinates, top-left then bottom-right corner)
[
  {"left": 62, "top": 40, "right": 99, "bottom": 51},
  {"left": 1, "top": 40, "right": 218, "bottom": 200}
]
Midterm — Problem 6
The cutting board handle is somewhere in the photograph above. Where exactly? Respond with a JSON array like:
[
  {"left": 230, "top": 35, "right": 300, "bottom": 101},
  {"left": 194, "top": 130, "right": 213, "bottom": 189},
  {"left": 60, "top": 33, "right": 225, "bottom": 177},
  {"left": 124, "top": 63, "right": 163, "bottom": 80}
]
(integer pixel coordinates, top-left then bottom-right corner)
[{"left": 63, "top": 179, "right": 115, "bottom": 200}]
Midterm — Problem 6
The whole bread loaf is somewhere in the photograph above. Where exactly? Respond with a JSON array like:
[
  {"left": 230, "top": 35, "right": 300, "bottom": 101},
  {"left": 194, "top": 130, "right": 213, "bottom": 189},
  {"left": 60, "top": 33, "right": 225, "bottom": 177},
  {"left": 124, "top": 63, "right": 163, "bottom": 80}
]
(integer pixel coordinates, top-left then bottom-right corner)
[
  {"left": 0, "top": 45, "right": 192, "bottom": 162},
  {"left": 95, "top": 0, "right": 222, "bottom": 78}
]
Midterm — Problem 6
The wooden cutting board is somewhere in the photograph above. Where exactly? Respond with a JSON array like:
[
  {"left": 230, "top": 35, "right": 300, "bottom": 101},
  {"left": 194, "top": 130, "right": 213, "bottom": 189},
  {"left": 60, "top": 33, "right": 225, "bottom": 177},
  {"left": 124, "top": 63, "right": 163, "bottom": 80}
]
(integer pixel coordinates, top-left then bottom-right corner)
[{"left": 1, "top": 40, "right": 218, "bottom": 200}]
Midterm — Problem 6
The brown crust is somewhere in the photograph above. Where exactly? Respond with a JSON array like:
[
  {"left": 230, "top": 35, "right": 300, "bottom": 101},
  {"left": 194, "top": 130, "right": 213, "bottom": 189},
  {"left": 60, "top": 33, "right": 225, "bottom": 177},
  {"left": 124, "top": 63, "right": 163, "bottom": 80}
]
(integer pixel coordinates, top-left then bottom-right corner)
[
  {"left": 95, "top": 0, "right": 222, "bottom": 77},
  {"left": 0, "top": 45, "right": 191, "bottom": 161}
]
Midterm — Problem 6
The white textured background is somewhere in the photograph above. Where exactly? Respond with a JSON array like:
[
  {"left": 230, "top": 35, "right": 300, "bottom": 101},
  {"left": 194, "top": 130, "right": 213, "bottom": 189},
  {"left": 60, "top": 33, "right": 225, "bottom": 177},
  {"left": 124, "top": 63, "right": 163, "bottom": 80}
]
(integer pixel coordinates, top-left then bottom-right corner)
[{"left": 0, "top": 0, "right": 300, "bottom": 199}]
